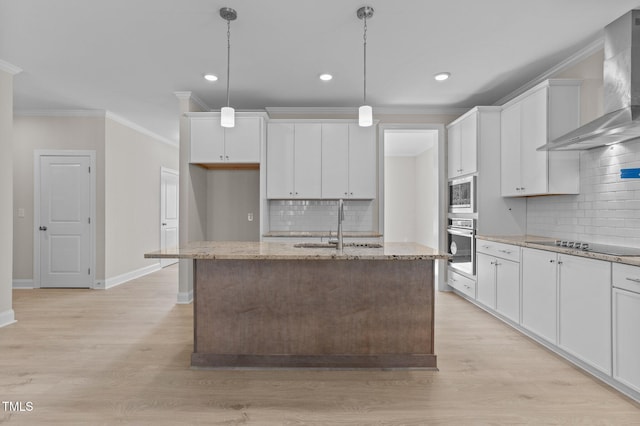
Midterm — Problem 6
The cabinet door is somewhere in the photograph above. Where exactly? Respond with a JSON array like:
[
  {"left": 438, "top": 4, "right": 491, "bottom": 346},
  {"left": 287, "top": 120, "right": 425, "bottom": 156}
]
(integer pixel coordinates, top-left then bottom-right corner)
[
  {"left": 476, "top": 253, "right": 496, "bottom": 309},
  {"left": 190, "top": 117, "right": 225, "bottom": 163},
  {"left": 224, "top": 117, "right": 261, "bottom": 163},
  {"left": 321, "top": 123, "right": 349, "bottom": 198},
  {"left": 266, "top": 123, "right": 295, "bottom": 198},
  {"left": 459, "top": 112, "right": 478, "bottom": 176},
  {"left": 613, "top": 288, "right": 640, "bottom": 393},
  {"left": 558, "top": 255, "right": 611, "bottom": 374},
  {"left": 447, "top": 122, "right": 461, "bottom": 179},
  {"left": 500, "top": 103, "right": 521, "bottom": 196},
  {"left": 520, "top": 88, "right": 548, "bottom": 195},
  {"left": 495, "top": 259, "right": 520, "bottom": 323},
  {"left": 293, "top": 123, "right": 322, "bottom": 198},
  {"left": 521, "top": 248, "right": 557, "bottom": 343},
  {"left": 348, "top": 123, "right": 377, "bottom": 199}
]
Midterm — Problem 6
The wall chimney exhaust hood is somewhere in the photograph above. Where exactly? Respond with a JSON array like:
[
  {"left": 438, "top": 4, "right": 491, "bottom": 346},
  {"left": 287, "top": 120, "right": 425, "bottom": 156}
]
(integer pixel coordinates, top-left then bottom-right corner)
[{"left": 538, "top": 10, "right": 640, "bottom": 151}]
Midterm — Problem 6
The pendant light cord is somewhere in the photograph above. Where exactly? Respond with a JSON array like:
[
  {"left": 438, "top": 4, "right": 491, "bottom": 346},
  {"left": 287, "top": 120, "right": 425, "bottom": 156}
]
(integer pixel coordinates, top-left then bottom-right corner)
[
  {"left": 363, "top": 15, "right": 367, "bottom": 105},
  {"left": 226, "top": 19, "right": 231, "bottom": 108}
]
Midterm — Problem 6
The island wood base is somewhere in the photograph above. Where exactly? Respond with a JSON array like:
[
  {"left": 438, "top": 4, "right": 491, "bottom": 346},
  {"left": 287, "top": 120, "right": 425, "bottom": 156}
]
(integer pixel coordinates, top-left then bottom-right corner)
[{"left": 192, "top": 258, "right": 436, "bottom": 369}]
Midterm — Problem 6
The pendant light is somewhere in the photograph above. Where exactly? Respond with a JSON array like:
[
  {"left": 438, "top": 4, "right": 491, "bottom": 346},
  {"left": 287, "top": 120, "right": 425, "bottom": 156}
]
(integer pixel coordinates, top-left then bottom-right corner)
[
  {"left": 357, "top": 6, "right": 374, "bottom": 127},
  {"left": 220, "top": 7, "right": 237, "bottom": 128}
]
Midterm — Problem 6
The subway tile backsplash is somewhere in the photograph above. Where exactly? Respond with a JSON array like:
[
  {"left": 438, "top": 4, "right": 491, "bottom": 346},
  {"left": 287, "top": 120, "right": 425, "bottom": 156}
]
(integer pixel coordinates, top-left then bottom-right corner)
[
  {"left": 269, "top": 200, "right": 375, "bottom": 232},
  {"left": 526, "top": 141, "right": 640, "bottom": 247}
]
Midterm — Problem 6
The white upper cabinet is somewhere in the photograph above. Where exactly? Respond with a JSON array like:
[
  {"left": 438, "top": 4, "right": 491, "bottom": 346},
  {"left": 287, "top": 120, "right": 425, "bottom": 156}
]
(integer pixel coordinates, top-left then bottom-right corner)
[
  {"left": 500, "top": 79, "right": 581, "bottom": 197},
  {"left": 189, "top": 114, "right": 263, "bottom": 164},
  {"left": 267, "top": 120, "right": 377, "bottom": 200},
  {"left": 266, "top": 122, "right": 321, "bottom": 199},
  {"left": 447, "top": 110, "right": 478, "bottom": 179}
]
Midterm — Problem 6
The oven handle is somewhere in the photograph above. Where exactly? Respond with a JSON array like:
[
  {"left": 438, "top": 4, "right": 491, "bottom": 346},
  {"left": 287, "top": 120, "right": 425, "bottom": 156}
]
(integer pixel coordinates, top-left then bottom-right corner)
[{"left": 447, "top": 228, "right": 474, "bottom": 237}]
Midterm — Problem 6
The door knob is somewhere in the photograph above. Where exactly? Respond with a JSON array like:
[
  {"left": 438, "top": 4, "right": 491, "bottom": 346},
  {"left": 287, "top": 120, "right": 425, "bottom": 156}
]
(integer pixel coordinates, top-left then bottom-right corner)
[
  {"left": 162, "top": 223, "right": 167, "bottom": 226},
  {"left": 39, "top": 226, "right": 47, "bottom": 231}
]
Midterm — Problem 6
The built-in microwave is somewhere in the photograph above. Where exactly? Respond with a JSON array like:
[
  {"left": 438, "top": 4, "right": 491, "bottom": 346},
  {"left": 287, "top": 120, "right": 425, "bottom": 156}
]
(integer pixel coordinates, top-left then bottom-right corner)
[{"left": 449, "top": 176, "right": 476, "bottom": 213}]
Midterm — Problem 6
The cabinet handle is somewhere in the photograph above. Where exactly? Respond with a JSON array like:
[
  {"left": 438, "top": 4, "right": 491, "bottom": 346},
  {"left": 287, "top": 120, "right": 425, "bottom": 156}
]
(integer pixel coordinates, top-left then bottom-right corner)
[
  {"left": 482, "top": 245, "right": 491, "bottom": 249},
  {"left": 498, "top": 249, "right": 512, "bottom": 254},
  {"left": 219, "top": 155, "right": 223, "bottom": 160},
  {"left": 549, "top": 259, "right": 555, "bottom": 263},
  {"left": 350, "top": 192, "right": 353, "bottom": 196},
  {"left": 289, "top": 192, "right": 293, "bottom": 195},
  {"left": 557, "top": 260, "right": 563, "bottom": 265},
  {"left": 295, "top": 192, "right": 298, "bottom": 195},
  {"left": 626, "top": 277, "right": 640, "bottom": 284},
  {"left": 225, "top": 155, "right": 229, "bottom": 160}
]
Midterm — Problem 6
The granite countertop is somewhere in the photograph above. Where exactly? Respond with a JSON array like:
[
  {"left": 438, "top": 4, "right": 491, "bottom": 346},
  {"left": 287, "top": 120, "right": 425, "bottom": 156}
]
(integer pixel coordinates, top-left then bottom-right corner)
[
  {"left": 145, "top": 241, "right": 449, "bottom": 261},
  {"left": 263, "top": 231, "right": 383, "bottom": 238},
  {"left": 476, "top": 235, "right": 640, "bottom": 267}
]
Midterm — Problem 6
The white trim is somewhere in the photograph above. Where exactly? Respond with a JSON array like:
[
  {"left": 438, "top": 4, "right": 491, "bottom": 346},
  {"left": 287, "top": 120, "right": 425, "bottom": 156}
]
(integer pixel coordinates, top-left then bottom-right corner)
[
  {"left": 33, "top": 150, "right": 97, "bottom": 289},
  {"left": 12, "top": 279, "right": 34, "bottom": 289},
  {"left": 177, "top": 291, "right": 193, "bottom": 304},
  {"left": 105, "top": 112, "right": 177, "bottom": 146},
  {"left": 102, "top": 263, "right": 162, "bottom": 290},
  {"left": 265, "top": 106, "right": 468, "bottom": 116},
  {"left": 174, "top": 91, "right": 210, "bottom": 111},
  {"left": 14, "top": 109, "right": 106, "bottom": 117},
  {"left": 0, "top": 60, "right": 22, "bottom": 75},
  {"left": 495, "top": 37, "right": 604, "bottom": 106},
  {"left": 0, "top": 309, "right": 16, "bottom": 328}
]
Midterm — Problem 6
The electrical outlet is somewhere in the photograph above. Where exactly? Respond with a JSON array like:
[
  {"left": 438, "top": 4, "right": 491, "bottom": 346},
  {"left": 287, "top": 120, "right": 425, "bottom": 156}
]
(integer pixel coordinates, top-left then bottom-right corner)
[
  {"left": 248, "top": 213, "right": 254, "bottom": 222},
  {"left": 17, "top": 208, "right": 25, "bottom": 218}
]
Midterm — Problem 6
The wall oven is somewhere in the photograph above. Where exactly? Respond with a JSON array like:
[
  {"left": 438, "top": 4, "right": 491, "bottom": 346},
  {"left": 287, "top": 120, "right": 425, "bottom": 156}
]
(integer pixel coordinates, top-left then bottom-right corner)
[
  {"left": 447, "top": 218, "right": 475, "bottom": 276},
  {"left": 449, "top": 176, "right": 476, "bottom": 213}
]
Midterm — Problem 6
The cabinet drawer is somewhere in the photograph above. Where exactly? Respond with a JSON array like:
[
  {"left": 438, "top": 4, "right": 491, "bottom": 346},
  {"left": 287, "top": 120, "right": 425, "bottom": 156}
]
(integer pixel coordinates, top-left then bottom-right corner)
[
  {"left": 476, "top": 240, "right": 520, "bottom": 262},
  {"left": 613, "top": 263, "right": 640, "bottom": 293},
  {"left": 448, "top": 269, "right": 476, "bottom": 299}
]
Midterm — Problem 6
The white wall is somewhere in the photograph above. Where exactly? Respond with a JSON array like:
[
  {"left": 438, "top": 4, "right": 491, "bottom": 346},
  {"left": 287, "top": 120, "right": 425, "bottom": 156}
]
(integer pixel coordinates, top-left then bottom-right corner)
[
  {"left": 0, "top": 68, "right": 15, "bottom": 326},
  {"left": 207, "top": 169, "right": 260, "bottom": 241},
  {"left": 12, "top": 115, "right": 106, "bottom": 282},
  {"left": 104, "top": 117, "right": 179, "bottom": 280},
  {"left": 415, "top": 145, "right": 439, "bottom": 247},
  {"left": 384, "top": 157, "right": 416, "bottom": 242}
]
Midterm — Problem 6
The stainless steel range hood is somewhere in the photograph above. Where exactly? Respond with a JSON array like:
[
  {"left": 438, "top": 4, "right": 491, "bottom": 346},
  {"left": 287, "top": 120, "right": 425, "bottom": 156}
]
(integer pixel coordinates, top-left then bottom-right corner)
[{"left": 538, "top": 10, "right": 640, "bottom": 151}]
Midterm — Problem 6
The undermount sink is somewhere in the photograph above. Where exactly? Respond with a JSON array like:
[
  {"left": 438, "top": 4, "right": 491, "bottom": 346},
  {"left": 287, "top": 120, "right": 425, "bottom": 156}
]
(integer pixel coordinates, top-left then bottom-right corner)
[{"left": 294, "top": 242, "right": 383, "bottom": 249}]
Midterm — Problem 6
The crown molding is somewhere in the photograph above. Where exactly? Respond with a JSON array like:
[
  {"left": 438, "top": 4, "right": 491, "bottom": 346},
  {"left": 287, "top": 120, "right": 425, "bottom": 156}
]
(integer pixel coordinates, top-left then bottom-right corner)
[
  {"left": 0, "top": 60, "right": 22, "bottom": 75},
  {"left": 174, "top": 91, "right": 210, "bottom": 111},
  {"left": 105, "top": 112, "right": 177, "bottom": 146},
  {"left": 495, "top": 36, "right": 604, "bottom": 106},
  {"left": 265, "top": 106, "right": 468, "bottom": 117}
]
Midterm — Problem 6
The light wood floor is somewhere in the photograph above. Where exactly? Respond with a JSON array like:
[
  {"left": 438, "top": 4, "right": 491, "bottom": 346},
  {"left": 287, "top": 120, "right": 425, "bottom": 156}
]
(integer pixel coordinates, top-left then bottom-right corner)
[{"left": 1, "top": 265, "right": 638, "bottom": 425}]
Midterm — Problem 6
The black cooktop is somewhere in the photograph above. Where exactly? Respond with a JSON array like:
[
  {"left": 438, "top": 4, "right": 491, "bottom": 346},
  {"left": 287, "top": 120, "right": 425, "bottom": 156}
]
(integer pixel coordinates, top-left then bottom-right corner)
[{"left": 528, "top": 240, "right": 640, "bottom": 257}]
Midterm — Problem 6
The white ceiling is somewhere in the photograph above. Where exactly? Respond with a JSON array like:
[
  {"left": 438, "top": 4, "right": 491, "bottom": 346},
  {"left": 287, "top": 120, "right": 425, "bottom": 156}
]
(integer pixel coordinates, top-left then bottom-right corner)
[{"left": 2, "top": 0, "right": 640, "bottom": 144}]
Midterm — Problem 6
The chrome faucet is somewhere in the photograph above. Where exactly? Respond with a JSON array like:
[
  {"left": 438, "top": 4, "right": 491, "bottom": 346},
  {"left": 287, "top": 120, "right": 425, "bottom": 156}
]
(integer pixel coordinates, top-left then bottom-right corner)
[
  {"left": 336, "top": 199, "right": 344, "bottom": 251},
  {"left": 328, "top": 199, "right": 345, "bottom": 251}
]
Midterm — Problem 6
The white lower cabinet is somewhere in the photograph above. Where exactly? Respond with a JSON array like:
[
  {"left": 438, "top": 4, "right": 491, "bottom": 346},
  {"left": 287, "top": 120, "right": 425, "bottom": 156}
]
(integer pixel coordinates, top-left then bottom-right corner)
[
  {"left": 558, "top": 254, "right": 611, "bottom": 375},
  {"left": 612, "top": 263, "right": 640, "bottom": 393},
  {"left": 476, "top": 242, "right": 520, "bottom": 322},
  {"left": 447, "top": 268, "right": 476, "bottom": 299},
  {"left": 521, "top": 248, "right": 558, "bottom": 344}
]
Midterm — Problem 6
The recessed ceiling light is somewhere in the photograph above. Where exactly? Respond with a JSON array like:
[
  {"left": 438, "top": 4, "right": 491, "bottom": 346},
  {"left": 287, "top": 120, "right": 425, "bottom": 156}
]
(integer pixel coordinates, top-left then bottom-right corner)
[
  {"left": 319, "top": 73, "right": 333, "bottom": 81},
  {"left": 434, "top": 72, "right": 451, "bottom": 81},
  {"left": 204, "top": 74, "right": 218, "bottom": 82}
]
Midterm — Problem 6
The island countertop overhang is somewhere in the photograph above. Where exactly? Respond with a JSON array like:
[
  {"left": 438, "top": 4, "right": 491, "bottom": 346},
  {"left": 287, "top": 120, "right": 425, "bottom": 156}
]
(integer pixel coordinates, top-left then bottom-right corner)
[{"left": 145, "top": 241, "right": 449, "bottom": 261}]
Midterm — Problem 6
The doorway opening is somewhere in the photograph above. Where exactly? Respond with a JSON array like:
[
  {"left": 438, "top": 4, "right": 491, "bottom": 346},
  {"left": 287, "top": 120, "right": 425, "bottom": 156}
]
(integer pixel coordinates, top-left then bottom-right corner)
[{"left": 380, "top": 125, "right": 446, "bottom": 291}]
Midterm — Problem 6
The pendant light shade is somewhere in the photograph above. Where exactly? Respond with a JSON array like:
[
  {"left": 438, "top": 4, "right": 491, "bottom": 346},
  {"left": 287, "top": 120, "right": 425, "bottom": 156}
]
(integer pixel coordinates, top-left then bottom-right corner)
[
  {"left": 221, "top": 106, "right": 235, "bottom": 128},
  {"left": 359, "top": 105, "right": 372, "bottom": 127},
  {"left": 220, "top": 7, "right": 237, "bottom": 128},
  {"left": 357, "top": 6, "right": 374, "bottom": 127}
]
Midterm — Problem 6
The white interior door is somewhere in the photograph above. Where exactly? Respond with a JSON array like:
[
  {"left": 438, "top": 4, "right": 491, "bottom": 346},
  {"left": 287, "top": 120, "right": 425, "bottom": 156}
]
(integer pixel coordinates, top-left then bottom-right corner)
[
  {"left": 39, "top": 156, "right": 92, "bottom": 288},
  {"left": 160, "top": 168, "right": 179, "bottom": 268}
]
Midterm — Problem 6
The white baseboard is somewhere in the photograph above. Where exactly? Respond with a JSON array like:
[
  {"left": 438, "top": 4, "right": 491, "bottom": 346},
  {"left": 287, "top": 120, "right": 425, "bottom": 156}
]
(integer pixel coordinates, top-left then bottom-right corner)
[
  {"left": 103, "top": 263, "right": 162, "bottom": 290},
  {"left": 177, "top": 291, "right": 193, "bottom": 304},
  {"left": 13, "top": 279, "right": 34, "bottom": 289},
  {"left": 0, "top": 309, "right": 16, "bottom": 328}
]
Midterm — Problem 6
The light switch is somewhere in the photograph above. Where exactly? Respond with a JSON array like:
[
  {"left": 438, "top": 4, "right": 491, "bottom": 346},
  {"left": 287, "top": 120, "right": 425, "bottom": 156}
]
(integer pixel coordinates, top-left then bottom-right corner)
[
  {"left": 17, "top": 208, "right": 25, "bottom": 218},
  {"left": 247, "top": 213, "right": 254, "bottom": 222}
]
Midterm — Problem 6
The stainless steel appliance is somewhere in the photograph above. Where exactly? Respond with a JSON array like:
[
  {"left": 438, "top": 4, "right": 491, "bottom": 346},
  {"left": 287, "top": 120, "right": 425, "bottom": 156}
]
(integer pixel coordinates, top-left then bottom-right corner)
[
  {"left": 447, "top": 218, "right": 475, "bottom": 275},
  {"left": 449, "top": 176, "right": 476, "bottom": 213}
]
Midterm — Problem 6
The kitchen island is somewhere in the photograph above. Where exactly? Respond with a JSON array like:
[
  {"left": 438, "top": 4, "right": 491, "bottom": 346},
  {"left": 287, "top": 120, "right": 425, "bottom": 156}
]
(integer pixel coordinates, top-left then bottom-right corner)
[{"left": 145, "top": 241, "right": 448, "bottom": 369}]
